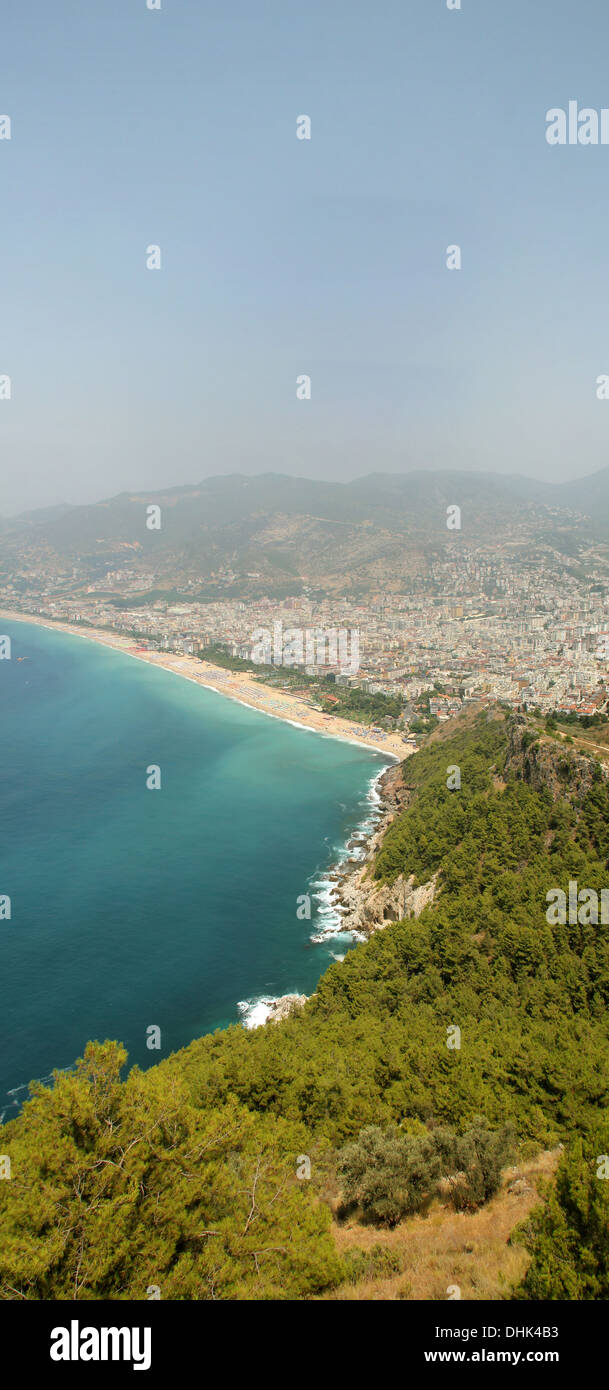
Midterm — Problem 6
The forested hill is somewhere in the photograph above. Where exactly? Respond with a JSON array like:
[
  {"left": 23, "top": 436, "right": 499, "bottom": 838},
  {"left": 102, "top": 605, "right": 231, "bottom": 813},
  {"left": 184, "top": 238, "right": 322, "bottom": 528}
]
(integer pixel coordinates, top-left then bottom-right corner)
[{"left": 2, "top": 709, "right": 609, "bottom": 1300}]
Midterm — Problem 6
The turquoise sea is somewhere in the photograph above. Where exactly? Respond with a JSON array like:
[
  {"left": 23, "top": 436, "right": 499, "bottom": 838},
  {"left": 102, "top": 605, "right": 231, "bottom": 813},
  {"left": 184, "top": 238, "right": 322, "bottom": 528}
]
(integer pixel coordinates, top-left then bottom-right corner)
[{"left": 0, "top": 620, "right": 387, "bottom": 1120}]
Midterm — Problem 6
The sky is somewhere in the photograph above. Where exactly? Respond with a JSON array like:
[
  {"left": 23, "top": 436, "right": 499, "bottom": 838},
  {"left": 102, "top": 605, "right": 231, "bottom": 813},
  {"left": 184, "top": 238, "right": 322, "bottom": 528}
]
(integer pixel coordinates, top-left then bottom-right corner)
[{"left": 1, "top": 0, "right": 609, "bottom": 513}]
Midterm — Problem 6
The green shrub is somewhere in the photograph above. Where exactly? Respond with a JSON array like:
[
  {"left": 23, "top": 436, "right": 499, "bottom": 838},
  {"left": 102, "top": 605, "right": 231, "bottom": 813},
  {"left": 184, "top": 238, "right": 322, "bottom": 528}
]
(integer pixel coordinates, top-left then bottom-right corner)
[
  {"left": 338, "top": 1126, "right": 440, "bottom": 1226},
  {"left": 450, "top": 1120, "right": 516, "bottom": 1211},
  {"left": 338, "top": 1120, "right": 515, "bottom": 1226},
  {"left": 342, "top": 1244, "right": 403, "bottom": 1284},
  {"left": 513, "top": 1126, "right": 609, "bottom": 1300}
]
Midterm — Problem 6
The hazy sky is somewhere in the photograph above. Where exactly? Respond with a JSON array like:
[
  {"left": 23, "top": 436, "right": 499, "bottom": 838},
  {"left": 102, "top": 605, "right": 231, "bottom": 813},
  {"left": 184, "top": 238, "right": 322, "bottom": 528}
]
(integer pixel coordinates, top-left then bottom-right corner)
[{"left": 1, "top": 0, "right": 609, "bottom": 513}]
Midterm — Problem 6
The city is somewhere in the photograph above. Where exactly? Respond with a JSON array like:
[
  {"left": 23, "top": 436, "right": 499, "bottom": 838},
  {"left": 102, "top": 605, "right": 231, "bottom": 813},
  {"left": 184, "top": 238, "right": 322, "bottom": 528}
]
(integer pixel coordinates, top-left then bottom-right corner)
[{"left": 4, "top": 535, "right": 609, "bottom": 728}]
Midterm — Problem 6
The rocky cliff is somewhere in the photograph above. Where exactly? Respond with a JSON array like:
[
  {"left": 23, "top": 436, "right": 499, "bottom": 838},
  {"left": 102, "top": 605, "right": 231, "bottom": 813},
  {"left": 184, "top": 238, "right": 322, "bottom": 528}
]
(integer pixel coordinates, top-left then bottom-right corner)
[
  {"left": 328, "top": 759, "right": 437, "bottom": 938},
  {"left": 506, "top": 714, "right": 607, "bottom": 801}
]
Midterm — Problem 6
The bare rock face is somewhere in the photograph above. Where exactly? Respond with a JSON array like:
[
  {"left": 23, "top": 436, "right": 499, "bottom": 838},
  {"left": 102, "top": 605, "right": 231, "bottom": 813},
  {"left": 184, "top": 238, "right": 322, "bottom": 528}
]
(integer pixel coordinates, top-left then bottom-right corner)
[
  {"left": 324, "top": 758, "right": 437, "bottom": 938},
  {"left": 266, "top": 994, "right": 307, "bottom": 1023},
  {"left": 506, "top": 715, "right": 607, "bottom": 801},
  {"left": 335, "top": 865, "right": 438, "bottom": 937}
]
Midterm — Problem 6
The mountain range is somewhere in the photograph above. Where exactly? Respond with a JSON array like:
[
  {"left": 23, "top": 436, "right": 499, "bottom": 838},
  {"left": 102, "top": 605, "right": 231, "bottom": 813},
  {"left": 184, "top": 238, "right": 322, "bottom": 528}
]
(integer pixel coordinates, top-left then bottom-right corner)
[{"left": 3, "top": 467, "right": 608, "bottom": 596}]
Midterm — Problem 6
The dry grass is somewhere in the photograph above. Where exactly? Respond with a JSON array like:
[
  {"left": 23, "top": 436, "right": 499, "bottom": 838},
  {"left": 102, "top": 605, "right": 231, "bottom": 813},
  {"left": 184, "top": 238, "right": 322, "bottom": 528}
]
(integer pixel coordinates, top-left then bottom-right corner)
[
  {"left": 324, "top": 1149, "right": 559, "bottom": 1301},
  {"left": 534, "top": 720, "right": 609, "bottom": 763},
  {"left": 559, "top": 730, "right": 609, "bottom": 762}
]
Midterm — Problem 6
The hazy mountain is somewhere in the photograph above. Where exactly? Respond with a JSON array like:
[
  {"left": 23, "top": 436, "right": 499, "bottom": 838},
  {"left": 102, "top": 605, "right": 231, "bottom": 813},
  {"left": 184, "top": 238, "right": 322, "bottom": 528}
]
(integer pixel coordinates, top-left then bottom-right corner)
[{"left": 5, "top": 468, "right": 608, "bottom": 595}]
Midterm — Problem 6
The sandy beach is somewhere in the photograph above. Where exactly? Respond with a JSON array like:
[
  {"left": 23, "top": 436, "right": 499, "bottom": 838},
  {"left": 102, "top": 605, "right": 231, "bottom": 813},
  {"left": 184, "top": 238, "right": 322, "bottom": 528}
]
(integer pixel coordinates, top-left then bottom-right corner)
[{"left": 0, "top": 611, "right": 413, "bottom": 761}]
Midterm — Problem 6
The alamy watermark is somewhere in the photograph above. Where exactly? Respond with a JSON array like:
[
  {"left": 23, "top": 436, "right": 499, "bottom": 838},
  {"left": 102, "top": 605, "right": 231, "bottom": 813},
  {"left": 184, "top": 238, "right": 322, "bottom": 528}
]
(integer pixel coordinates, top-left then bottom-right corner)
[
  {"left": 50, "top": 1323, "right": 151, "bottom": 1372},
  {"left": 546, "top": 102, "right": 609, "bottom": 145},
  {"left": 250, "top": 622, "right": 360, "bottom": 676},
  {"left": 546, "top": 879, "right": 609, "bottom": 924}
]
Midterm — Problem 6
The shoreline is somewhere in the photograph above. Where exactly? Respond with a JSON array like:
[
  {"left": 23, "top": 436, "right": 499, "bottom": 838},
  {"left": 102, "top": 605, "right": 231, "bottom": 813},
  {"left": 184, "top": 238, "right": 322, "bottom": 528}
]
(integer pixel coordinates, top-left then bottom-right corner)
[
  {"left": 1, "top": 608, "right": 411, "bottom": 1037},
  {"left": 238, "top": 759, "right": 395, "bottom": 1027},
  {"left": 0, "top": 610, "right": 413, "bottom": 762},
  {"left": 306, "top": 762, "right": 388, "bottom": 944},
  {"left": 323, "top": 760, "right": 408, "bottom": 934}
]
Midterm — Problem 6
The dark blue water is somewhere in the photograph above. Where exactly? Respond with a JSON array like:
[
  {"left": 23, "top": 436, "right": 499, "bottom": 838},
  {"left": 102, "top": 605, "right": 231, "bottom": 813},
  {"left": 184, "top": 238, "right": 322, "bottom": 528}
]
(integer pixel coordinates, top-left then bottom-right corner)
[{"left": 0, "top": 620, "right": 386, "bottom": 1119}]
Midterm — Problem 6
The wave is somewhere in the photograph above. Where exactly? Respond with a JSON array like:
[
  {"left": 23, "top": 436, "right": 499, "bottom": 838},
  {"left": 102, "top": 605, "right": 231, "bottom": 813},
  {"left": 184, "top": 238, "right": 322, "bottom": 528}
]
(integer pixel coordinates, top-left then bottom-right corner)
[
  {"left": 233, "top": 769, "right": 390, "bottom": 1029},
  {"left": 1, "top": 1061, "right": 78, "bottom": 1125},
  {"left": 237, "top": 997, "right": 277, "bottom": 1029},
  {"left": 236, "top": 994, "right": 304, "bottom": 1030},
  {"left": 306, "top": 764, "right": 388, "bottom": 943}
]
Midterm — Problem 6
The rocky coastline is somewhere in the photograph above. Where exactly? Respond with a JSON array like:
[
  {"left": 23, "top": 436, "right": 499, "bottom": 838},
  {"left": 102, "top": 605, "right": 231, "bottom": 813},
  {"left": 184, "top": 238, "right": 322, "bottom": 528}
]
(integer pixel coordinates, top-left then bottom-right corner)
[
  {"left": 263, "top": 712, "right": 609, "bottom": 1027},
  {"left": 324, "top": 759, "right": 438, "bottom": 939},
  {"left": 262, "top": 759, "right": 436, "bottom": 1028},
  {"left": 265, "top": 993, "right": 308, "bottom": 1023}
]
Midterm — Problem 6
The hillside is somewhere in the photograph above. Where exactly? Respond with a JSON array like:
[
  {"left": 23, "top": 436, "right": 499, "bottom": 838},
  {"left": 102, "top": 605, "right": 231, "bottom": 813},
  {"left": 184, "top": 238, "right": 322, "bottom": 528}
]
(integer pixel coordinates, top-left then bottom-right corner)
[
  {"left": 327, "top": 1148, "right": 561, "bottom": 1301},
  {"left": 1, "top": 708, "right": 609, "bottom": 1300},
  {"left": 4, "top": 467, "right": 609, "bottom": 597}
]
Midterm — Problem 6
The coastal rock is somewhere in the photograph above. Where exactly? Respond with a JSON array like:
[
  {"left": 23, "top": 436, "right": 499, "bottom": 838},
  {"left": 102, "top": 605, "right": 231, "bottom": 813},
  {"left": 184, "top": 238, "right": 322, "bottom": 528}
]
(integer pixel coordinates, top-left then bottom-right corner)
[
  {"left": 265, "top": 993, "right": 307, "bottom": 1023},
  {"left": 334, "top": 865, "right": 438, "bottom": 937},
  {"left": 322, "top": 758, "right": 438, "bottom": 937}
]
